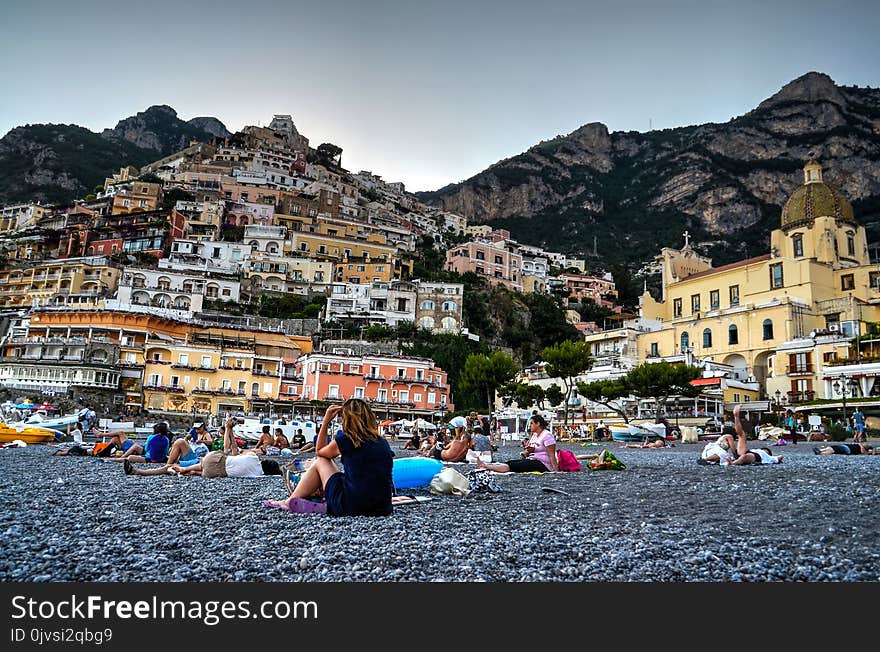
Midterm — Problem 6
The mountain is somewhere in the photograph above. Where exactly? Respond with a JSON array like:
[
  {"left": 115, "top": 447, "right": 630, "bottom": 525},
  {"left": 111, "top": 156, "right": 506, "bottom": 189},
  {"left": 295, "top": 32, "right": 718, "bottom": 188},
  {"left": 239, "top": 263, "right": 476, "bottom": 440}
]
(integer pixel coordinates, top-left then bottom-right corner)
[
  {"left": 0, "top": 105, "right": 228, "bottom": 205},
  {"left": 418, "top": 72, "right": 880, "bottom": 268}
]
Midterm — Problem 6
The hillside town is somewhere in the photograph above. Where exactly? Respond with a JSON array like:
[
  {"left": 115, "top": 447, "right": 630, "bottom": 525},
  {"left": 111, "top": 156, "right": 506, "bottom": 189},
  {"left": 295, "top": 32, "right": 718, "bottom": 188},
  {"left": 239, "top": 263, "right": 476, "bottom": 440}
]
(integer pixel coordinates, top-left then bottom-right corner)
[{"left": 1, "top": 115, "right": 878, "bottom": 437}]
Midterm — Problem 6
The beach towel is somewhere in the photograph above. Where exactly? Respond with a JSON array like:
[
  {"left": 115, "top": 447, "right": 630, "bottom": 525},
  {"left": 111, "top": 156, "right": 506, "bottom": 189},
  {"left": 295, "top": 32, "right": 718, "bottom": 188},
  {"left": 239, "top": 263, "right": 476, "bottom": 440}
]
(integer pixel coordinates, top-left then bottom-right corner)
[{"left": 391, "top": 495, "right": 434, "bottom": 505}]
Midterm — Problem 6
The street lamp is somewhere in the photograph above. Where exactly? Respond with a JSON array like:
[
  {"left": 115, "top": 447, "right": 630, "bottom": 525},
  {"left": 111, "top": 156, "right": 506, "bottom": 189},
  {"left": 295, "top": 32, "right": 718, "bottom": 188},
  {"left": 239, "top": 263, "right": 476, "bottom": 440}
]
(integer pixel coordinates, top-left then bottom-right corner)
[
  {"left": 674, "top": 397, "right": 680, "bottom": 430},
  {"left": 832, "top": 376, "right": 858, "bottom": 424}
]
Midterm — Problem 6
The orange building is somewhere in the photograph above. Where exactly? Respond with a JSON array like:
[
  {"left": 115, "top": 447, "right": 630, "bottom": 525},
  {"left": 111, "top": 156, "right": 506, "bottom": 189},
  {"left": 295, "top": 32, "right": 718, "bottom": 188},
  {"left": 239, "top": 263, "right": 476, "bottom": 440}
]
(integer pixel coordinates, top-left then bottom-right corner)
[{"left": 279, "top": 352, "right": 452, "bottom": 418}]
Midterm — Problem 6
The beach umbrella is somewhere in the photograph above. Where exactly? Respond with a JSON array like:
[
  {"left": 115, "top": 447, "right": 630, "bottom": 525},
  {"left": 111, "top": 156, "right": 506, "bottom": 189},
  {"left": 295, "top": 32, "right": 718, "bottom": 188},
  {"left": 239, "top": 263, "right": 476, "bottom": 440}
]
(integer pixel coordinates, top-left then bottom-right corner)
[
  {"left": 392, "top": 419, "right": 415, "bottom": 427},
  {"left": 449, "top": 416, "right": 467, "bottom": 428},
  {"left": 379, "top": 419, "right": 394, "bottom": 427},
  {"left": 413, "top": 418, "right": 437, "bottom": 430}
]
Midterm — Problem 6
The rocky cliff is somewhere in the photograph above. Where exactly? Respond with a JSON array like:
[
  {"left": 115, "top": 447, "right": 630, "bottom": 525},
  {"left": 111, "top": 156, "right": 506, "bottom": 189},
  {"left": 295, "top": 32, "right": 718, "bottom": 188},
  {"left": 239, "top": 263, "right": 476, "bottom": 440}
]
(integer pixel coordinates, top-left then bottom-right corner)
[
  {"left": 419, "top": 72, "right": 880, "bottom": 267},
  {"left": 0, "top": 106, "right": 228, "bottom": 205}
]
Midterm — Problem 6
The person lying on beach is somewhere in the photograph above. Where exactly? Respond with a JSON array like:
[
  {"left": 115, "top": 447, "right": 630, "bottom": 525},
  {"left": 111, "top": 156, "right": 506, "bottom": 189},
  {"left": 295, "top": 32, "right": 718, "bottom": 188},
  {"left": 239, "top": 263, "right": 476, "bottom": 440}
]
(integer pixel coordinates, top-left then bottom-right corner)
[
  {"left": 697, "top": 434, "right": 737, "bottom": 465},
  {"left": 729, "top": 404, "right": 783, "bottom": 466},
  {"left": 262, "top": 398, "right": 393, "bottom": 516},
  {"left": 477, "top": 414, "right": 558, "bottom": 473},
  {"left": 624, "top": 438, "right": 672, "bottom": 449},
  {"left": 124, "top": 417, "right": 281, "bottom": 477},
  {"left": 813, "top": 443, "right": 876, "bottom": 455}
]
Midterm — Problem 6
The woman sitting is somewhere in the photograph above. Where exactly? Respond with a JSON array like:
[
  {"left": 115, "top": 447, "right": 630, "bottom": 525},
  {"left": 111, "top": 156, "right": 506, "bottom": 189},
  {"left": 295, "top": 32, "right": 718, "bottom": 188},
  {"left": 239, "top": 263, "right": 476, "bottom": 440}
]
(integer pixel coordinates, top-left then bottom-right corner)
[
  {"left": 477, "top": 414, "right": 558, "bottom": 473},
  {"left": 262, "top": 399, "right": 394, "bottom": 516}
]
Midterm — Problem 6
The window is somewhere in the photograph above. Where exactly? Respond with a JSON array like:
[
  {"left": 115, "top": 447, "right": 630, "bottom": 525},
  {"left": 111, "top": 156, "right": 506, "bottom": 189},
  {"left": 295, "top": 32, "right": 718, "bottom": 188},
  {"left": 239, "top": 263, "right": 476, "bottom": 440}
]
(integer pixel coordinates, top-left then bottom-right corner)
[
  {"left": 198, "top": 378, "right": 209, "bottom": 390},
  {"left": 413, "top": 393, "right": 422, "bottom": 402},
  {"left": 770, "top": 263, "right": 784, "bottom": 289},
  {"left": 441, "top": 300, "right": 457, "bottom": 311},
  {"left": 428, "top": 392, "right": 436, "bottom": 404},
  {"left": 420, "top": 300, "right": 435, "bottom": 310},
  {"left": 841, "top": 274, "right": 855, "bottom": 291},
  {"left": 703, "top": 328, "right": 712, "bottom": 348},
  {"left": 170, "top": 375, "right": 180, "bottom": 387},
  {"left": 690, "top": 294, "right": 700, "bottom": 314},
  {"left": 238, "top": 381, "right": 246, "bottom": 393},
  {"left": 399, "top": 390, "right": 409, "bottom": 402},
  {"left": 762, "top": 319, "right": 774, "bottom": 340},
  {"left": 378, "top": 389, "right": 388, "bottom": 401},
  {"left": 148, "top": 374, "right": 161, "bottom": 386},
  {"left": 728, "top": 324, "right": 739, "bottom": 345},
  {"left": 494, "top": 255, "right": 503, "bottom": 265},
  {"left": 847, "top": 232, "right": 856, "bottom": 257},
  {"left": 733, "top": 393, "right": 741, "bottom": 403},
  {"left": 680, "top": 332, "right": 690, "bottom": 352},
  {"left": 729, "top": 285, "right": 739, "bottom": 307},
  {"left": 397, "top": 368, "right": 406, "bottom": 379},
  {"left": 476, "top": 251, "right": 485, "bottom": 261},
  {"left": 673, "top": 298, "right": 682, "bottom": 318},
  {"left": 870, "top": 271, "right": 880, "bottom": 289},
  {"left": 178, "top": 354, "right": 189, "bottom": 365},
  {"left": 649, "top": 342, "right": 659, "bottom": 357},
  {"left": 710, "top": 290, "right": 720, "bottom": 310},
  {"left": 201, "top": 355, "right": 212, "bottom": 368},
  {"left": 354, "top": 387, "right": 365, "bottom": 399},
  {"left": 250, "top": 382, "right": 259, "bottom": 395},
  {"left": 792, "top": 234, "right": 803, "bottom": 257}
]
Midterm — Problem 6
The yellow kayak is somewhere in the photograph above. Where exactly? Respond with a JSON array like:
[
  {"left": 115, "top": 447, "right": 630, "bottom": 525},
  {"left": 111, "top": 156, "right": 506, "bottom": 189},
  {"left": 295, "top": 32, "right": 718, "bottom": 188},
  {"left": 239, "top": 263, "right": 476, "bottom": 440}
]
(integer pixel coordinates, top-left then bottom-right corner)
[{"left": 0, "top": 423, "right": 59, "bottom": 444}]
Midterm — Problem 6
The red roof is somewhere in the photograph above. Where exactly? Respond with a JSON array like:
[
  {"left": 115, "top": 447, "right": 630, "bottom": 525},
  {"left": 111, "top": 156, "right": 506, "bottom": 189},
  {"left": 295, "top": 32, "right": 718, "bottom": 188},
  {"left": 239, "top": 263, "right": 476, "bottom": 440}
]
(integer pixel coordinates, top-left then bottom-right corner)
[
  {"left": 683, "top": 254, "right": 772, "bottom": 282},
  {"left": 690, "top": 377, "right": 721, "bottom": 386}
]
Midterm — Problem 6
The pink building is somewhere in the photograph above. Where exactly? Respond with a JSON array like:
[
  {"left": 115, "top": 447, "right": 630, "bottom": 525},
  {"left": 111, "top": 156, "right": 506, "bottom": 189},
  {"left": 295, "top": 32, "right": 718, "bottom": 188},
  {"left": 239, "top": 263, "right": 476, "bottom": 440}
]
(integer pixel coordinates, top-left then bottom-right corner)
[
  {"left": 560, "top": 273, "right": 618, "bottom": 307},
  {"left": 278, "top": 352, "right": 453, "bottom": 417},
  {"left": 445, "top": 240, "right": 523, "bottom": 292}
]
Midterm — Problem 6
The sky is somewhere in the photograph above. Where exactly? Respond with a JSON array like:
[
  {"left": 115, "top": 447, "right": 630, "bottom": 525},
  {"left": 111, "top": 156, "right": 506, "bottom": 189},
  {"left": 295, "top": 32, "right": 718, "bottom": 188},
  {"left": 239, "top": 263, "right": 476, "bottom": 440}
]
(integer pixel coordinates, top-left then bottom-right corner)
[{"left": 1, "top": 0, "right": 879, "bottom": 192}]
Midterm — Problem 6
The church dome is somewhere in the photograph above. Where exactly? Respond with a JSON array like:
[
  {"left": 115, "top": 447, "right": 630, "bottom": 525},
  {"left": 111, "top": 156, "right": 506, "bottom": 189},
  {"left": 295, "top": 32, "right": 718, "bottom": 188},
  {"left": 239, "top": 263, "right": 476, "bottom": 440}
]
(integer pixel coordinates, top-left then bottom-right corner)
[{"left": 781, "top": 160, "right": 854, "bottom": 227}]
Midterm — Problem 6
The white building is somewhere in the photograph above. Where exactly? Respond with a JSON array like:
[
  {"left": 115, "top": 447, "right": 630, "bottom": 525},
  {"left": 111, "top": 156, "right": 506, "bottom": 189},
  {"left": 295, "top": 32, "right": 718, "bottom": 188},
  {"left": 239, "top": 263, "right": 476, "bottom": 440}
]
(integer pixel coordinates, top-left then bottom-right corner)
[{"left": 117, "top": 266, "right": 241, "bottom": 312}]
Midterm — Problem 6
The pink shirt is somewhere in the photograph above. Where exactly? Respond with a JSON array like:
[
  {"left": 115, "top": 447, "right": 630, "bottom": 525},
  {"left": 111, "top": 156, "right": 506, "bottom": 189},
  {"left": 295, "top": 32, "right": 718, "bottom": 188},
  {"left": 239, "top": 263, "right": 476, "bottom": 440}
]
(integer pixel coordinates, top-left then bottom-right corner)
[{"left": 528, "top": 429, "right": 556, "bottom": 470}]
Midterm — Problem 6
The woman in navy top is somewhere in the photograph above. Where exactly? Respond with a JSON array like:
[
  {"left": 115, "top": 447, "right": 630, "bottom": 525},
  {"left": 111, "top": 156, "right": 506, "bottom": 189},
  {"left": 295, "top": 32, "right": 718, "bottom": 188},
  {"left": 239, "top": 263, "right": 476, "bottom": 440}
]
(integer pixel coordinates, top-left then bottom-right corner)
[{"left": 263, "top": 398, "right": 393, "bottom": 516}]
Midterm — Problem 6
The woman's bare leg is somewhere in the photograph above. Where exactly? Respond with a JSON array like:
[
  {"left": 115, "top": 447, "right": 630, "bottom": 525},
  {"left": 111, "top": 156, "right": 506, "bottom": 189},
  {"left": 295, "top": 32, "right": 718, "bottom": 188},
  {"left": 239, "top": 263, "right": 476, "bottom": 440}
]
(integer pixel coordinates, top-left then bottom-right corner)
[{"left": 476, "top": 458, "right": 511, "bottom": 473}]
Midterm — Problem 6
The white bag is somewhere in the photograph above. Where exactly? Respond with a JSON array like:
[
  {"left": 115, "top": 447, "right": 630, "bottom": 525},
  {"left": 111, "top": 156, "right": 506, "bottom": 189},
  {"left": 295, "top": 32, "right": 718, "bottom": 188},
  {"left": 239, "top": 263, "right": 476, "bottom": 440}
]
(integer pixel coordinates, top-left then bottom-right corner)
[
  {"left": 429, "top": 467, "right": 471, "bottom": 496},
  {"left": 465, "top": 449, "right": 493, "bottom": 464}
]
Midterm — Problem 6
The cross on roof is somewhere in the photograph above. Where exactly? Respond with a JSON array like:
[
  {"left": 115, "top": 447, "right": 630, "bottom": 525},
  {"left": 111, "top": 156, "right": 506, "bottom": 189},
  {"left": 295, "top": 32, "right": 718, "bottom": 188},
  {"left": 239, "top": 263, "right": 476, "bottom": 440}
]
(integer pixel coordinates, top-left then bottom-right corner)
[{"left": 682, "top": 230, "right": 691, "bottom": 248}]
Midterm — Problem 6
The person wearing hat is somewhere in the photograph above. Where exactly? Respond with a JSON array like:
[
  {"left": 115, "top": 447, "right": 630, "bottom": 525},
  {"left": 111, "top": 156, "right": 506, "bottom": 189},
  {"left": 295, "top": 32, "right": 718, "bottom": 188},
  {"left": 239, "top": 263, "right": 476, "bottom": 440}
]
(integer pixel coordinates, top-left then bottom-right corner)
[
  {"left": 124, "top": 417, "right": 282, "bottom": 478},
  {"left": 189, "top": 421, "right": 213, "bottom": 446}
]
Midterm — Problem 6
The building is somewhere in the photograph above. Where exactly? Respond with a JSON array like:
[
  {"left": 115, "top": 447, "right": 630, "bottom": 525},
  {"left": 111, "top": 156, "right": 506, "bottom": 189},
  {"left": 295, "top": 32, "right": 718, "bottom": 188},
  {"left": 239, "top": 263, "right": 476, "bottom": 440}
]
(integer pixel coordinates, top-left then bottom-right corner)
[
  {"left": 636, "top": 160, "right": 880, "bottom": 405},
  {"left": 0, "top": 256, "right": 121, "bottom": 309},
  {"left": 110, "top": 182, "right": 162, "bottom": 214},
  {"left": 279, "top": 351, "right": 452, "bottom": 418},
  {"left": 559, "top": 272, "right": 618, "bottom": 307},
  {"left": 445, "top": 239, "right": 523, "bottom": 292},
  {"left": 414, "top": 280, "right": 464, "bottom": 333},
  {"left": 324, "top": 281, "right": 417, "bottom": 327},
  {"left": 116, "top": 265, "right": 241, "bottom": 312}
]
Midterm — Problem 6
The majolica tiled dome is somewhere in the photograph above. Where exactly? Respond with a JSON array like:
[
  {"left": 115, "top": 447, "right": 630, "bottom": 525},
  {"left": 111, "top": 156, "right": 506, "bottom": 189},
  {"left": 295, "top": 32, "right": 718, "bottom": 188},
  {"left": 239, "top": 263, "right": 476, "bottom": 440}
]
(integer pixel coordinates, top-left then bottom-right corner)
[{"left": 781, "top": 160, "right": 854, "bottom": 227}]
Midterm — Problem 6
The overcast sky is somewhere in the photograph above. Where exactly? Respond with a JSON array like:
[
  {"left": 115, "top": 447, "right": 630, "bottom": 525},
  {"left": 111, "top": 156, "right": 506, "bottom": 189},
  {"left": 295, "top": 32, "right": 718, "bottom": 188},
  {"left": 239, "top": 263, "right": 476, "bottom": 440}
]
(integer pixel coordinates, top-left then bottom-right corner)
[{"left": 1, "top": 0, "right": 878, "bottom": 191}]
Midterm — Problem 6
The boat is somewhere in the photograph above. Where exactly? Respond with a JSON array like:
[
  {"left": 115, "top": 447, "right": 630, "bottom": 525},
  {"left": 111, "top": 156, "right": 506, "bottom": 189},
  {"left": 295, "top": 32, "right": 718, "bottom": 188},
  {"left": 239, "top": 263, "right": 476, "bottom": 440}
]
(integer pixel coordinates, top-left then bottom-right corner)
[
  {"left": 0, "top": 423, "right": 61, "bottom": 444},
  {"left": 232, "top": 418, "right": 318, "bottom": 443},
  {"left": 24, "top": 412, "right": 81, "bottom": 431},
  {"left": 610, "top": 422, "right": 668, "bottom": 442}
]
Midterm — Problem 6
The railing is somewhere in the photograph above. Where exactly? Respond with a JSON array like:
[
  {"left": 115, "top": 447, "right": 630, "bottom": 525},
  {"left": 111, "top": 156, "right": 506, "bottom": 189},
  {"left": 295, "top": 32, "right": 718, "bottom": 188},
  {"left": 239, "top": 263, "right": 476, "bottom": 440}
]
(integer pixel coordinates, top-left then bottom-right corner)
[
  {"left": 787, "top": 390, "right": 815, "bottom": 404},
  {"left": 786, "top": 364, "right": 814, "bottom": 375},
  {"left": 253, "top": 369, "right": 279, "bottom": 377},
  {"left": 171, "top": 364, "right": 197, "bottom": 370},
  {"left": 364, "top": 374, "right": 385, "bottom": 381},
  {"left": 322, "top": 394, "right": 345, "bottom": 401},
  {"left": 824, "top": 356, "right": 880, "bottom": 367}
]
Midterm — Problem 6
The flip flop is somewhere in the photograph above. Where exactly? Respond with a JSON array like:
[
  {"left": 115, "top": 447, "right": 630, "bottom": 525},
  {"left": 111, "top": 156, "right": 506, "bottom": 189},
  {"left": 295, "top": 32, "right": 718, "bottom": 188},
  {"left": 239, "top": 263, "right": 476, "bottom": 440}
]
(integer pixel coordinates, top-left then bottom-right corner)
[{"left": 261, "top": 499, "right": 290, "bottom": 511}]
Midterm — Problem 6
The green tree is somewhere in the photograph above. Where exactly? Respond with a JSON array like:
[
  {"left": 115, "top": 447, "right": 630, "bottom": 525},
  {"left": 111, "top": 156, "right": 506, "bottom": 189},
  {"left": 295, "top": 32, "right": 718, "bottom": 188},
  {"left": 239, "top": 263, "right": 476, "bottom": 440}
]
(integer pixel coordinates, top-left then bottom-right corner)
[
  {"left": 541, "top": 340, "right": 593, "bottom": 425},
  {"left": 624, "top": 361, "right": 702, "bottom": 419},
  {"left": 460, "top": 351, "right": 518, "bottom": 411},
  {"left": 577, "top": 377, "right": 631, "bottom": 422},
  {"left": 499, "top": 382, "right": 545, "bottom": 411},
  {"left": 543, "top": 384, "right": 564, "bottom": 410}
]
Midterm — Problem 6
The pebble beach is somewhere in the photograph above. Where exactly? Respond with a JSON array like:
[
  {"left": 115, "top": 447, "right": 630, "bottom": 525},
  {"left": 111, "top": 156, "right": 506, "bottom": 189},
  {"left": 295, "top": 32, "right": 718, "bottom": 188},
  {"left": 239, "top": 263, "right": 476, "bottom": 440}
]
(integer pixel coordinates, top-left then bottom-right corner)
[{"left": 1, "top": 440, "right": 877, "bottom": 582}]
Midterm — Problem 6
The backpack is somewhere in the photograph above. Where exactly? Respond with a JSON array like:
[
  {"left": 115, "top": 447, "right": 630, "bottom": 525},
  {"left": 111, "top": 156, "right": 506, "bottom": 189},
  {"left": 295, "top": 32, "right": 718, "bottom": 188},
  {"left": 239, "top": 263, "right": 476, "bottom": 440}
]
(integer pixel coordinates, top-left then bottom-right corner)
[
  {"left": 92, "top": 442, "right": 114, "bottom": 457},
  {"left": 556, "top": 449, "right": 582, "bottom": 472}
]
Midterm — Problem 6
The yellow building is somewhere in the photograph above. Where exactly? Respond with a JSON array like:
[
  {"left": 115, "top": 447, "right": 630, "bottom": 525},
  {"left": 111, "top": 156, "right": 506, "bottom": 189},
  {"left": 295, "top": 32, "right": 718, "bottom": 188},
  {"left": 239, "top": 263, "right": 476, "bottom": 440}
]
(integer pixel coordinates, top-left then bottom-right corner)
[
  {"left": 111, "top": 181, "right": 162, "bottom": 214},
  {"left": 0, "top": 310, "right": 312, "bottom": 415},
  {"left": 637, "top": 160, "right": 880, "bottom": 404},
  {"left": 0, "top": 257, "right": 122, "bottom": 309}
]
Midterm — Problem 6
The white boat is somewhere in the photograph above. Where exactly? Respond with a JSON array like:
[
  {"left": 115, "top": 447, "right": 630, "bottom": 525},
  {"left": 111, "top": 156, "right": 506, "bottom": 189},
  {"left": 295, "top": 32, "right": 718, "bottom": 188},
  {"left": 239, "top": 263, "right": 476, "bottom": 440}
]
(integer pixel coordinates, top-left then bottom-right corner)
[
  {"left": 24, "top": 412, "right": 81, "bottom": 431},
  {"left": 610, "top": 422, "right": 668, "bottom": 442},
  {"left": 232, "top": 418, "right": 318, "bottom": 443}
]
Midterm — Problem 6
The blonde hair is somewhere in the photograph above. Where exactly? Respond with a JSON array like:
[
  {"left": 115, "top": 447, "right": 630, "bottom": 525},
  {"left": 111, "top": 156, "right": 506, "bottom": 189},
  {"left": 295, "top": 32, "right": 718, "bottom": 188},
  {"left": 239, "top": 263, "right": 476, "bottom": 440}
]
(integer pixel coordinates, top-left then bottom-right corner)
[{"left": 341, "top": 398, "right": 380, "bottom": 447}]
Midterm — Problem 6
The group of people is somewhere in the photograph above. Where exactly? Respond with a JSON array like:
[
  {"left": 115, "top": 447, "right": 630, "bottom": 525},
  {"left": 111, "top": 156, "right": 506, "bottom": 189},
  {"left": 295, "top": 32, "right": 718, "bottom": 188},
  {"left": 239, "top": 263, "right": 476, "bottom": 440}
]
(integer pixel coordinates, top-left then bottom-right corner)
[
  {"left": 412, "top": 413, "right": 495, "bottom": 463},
  {"left": 700, "top": 404, "right": 784, "bottom": 466}
]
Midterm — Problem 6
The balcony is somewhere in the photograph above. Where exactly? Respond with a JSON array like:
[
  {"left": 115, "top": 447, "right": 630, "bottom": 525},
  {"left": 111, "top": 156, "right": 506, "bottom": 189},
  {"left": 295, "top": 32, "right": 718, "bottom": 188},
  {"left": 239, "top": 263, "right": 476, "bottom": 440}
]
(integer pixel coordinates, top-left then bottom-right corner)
[
  {"left": 253, "top": 369, "right": 279, "bottom": 377},
  {"left": 282, "top": 374, "right": 304, "bottom": 383},
  {"left": 147, "top": 359, "right": 171, "bottom": 365},
  {"left": 786, "top": 364, "right": 814, "bottom": 376},
  {"left": 787, "top": 390, "right": 815, "bottom": 404},
  {"left": 364, "top": 374, "right": 385, "bottom": 381},
  {"left": 144, "top": 384, "right": 185, "bottom": 393},
  {"left": 171, "top": 364, "right": 197, "bottom": 370},
  {"left": 322, "top": 394, "right": 345, "bottom": 402}
]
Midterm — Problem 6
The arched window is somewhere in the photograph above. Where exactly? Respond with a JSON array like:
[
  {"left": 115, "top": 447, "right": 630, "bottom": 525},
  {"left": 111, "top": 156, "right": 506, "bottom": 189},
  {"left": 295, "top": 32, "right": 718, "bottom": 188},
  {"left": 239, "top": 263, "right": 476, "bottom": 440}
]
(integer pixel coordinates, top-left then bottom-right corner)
[
  {"left": 847, "top": 231, "right": 856, "bottom": 257},
  {"left": 418, "top": 316, "right": 435, "bottom": 329},
  {"left": 792, "top": 233, "right": 803, "bottom": 257},
  {"left": 680, "top": 332, "right": 690, "bottom": 352},
  {"left": 441, "top": 317, "right": 457, "bottom": 330},
  {"left": 441, "top": 300, "right": 457, "bottom": 311},
  {"left": 419, "top": 300, "right": 435, "bottom": 310},
  {"left": 702, "top": 328, "right": 712, "bottom": 348},
  {"left": 728, "top": 324, "right": 739, "bottom": 345},
  {"left": 762, "top": 319, "right": 773, "bottom": 340}
]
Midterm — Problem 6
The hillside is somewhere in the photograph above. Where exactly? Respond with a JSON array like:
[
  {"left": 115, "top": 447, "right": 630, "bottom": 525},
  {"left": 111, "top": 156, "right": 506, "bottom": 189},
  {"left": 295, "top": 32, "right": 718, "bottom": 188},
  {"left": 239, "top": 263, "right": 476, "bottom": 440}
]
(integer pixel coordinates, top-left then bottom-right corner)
[
  {"left": 0, "top": 105, "right": 229, "bottom": 205},
  {"left": 418, "top": 72, "right": 880, "bottom": 267}
]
